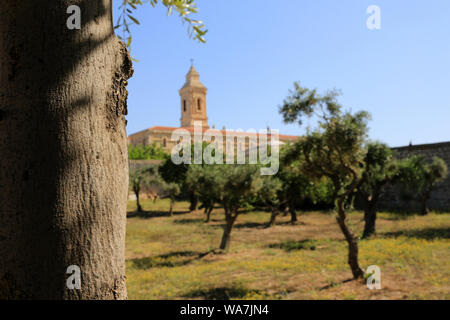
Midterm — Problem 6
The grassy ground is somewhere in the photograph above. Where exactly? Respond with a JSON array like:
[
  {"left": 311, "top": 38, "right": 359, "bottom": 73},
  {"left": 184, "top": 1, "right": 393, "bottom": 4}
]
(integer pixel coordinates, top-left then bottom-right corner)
[{"left": 126, "top": 198, "right": 450, "bottom": 300}]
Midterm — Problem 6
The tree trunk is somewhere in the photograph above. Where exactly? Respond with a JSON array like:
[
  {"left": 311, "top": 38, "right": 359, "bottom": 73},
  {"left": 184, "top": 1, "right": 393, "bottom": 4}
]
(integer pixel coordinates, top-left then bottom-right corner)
[
  {"left": 420, "top": 190, "right": 431, "bottom": 215},
  {"left": 169, "top": 198, "right": 174, "bottom": 216},
  {"left": 136, "top": 192, "right": 143, "bottom": 213},
  {"left": 289, "top": 202, "right": 298, "bottom": 224},
  {"left": 219, "top": 212, "right": 237, "bottom": 251},
  {"left": 336, "top": 199, "right": 364, "bottom": 279},
  {"left": 0, "top": 1, "right": 132, "bottom": 299},
  {"left": 205, "top": 207, "right": 213, "bottom": 223},
  {"left": 362, "top": 200, "right": 377, "bottom": 239},
  {"left": 189, "top": 192, "right": 198, "bottom": 212},
  {"left": 267, "top": 207, "right": 279, "bottom": 227}
]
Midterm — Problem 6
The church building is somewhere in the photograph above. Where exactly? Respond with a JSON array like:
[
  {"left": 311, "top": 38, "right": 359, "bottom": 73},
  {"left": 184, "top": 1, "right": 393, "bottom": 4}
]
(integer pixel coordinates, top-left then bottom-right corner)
[{"left": 128, "top": 65, "right": 299, "bottom": 152}]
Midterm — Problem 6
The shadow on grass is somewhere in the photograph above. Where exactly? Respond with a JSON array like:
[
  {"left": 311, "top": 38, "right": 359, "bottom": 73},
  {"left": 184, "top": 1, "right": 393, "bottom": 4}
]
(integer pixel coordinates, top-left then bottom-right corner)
[
  {"left": 319, "top": 278, "right": 357, "bottom": 291},
  {"left": 268, "top": 240, "right": 318, "bottom": 252},
  {"left": 185, "top": 286, "right": 264, "bottom": 300},
  {"left": 268, "top": 221, "right": 307, "bottom": 228},
  {"left": 381, "top": 227, "right": 450, "bottom": 240},
  {"left": 127, "top": 210, "right": 191, "bottom": 219},
  {"left": 234, "top": 222, "right": 267, "bottom": 229},
  {"left": 173, "top": 218, "right": 205, "bottom": 225},
  {"left": 130, "top": 250, "right": 214, "bottom": 269},
  {"left": 379, "top": 212, "right": 415, "bottom": 221}
]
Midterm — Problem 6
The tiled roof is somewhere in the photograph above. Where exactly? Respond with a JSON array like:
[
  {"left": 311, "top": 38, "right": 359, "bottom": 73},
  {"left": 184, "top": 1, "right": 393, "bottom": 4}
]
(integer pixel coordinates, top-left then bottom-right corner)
[{"left": 128, "top": 126, "right": 299, "bottom": 141}]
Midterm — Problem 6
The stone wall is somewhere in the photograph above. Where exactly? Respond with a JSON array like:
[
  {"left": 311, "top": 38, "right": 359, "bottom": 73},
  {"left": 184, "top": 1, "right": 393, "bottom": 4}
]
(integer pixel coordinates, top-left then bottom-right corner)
[
  {"left": 378, "top": 141, "right": 450, "bottom": 212},
  {"left": 129, "top": 159, "right": 163, "bottom": 172}
]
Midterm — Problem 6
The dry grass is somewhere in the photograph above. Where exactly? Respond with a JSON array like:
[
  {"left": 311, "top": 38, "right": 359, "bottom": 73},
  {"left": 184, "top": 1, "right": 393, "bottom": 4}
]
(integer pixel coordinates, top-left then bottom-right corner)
[{"left": 126, "top": 199, "right": 450, "bottom": 300}]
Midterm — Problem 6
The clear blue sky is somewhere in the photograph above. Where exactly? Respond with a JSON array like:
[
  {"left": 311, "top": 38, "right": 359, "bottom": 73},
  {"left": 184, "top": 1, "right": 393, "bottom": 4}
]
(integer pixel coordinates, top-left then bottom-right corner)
[{"left": 113, "top": 0, "right": 449, "bottom": 147}]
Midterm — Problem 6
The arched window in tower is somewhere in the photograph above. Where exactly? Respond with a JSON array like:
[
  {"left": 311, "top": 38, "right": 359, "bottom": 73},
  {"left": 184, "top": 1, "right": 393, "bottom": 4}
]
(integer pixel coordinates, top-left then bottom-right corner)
[
  {"left": 183, "top": 100, "right": 187, "bottom": 112},
  {"left": 197, "top": 98, "right": 202, "bottom": 111}
]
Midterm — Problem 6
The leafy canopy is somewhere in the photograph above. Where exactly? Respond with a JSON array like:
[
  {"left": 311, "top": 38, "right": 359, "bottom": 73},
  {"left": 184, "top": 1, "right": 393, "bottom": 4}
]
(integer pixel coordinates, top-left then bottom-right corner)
[
  {"left": 280, "top": 83, "right": 371, "bottom": 199},
  {"left": 128, "top": 143, "right": 169, "bottom": 160},
  {"left": 280, "top": 143, "right": 334, "bottom": 207},
  {"left": 397, "top": 155, "right": 448, "bottom": 197},
  {"left": 130, "top": 165, "right": 181, "bottom": 199},
  {"left": 358, "top": 141, "right": 397, "bottom": 197},
  {"left": 186, "top": 164, "right": 223, "bottom": 210},
  {"left": 129, "top": 165, "right": 160, "bottom": 194}
]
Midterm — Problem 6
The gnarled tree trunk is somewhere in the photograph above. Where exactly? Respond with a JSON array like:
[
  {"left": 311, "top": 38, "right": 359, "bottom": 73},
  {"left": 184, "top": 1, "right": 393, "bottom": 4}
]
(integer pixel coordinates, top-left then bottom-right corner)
[
  {"left": 0, "top": 0, "right": 132, "bottom": 299},
  {"left": 220, "top": 211, "right": 237, "bottom": 251},
  {"left": 336, "top": 198, "right": 364, "bottom": 279}
]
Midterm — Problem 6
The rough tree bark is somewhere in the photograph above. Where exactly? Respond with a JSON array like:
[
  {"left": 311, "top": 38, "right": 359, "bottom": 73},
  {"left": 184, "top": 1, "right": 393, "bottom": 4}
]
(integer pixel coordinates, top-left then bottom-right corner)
[
  {"left": 336, "top": 198, "right": 364, "bottom": 279},
  {"left": 0, "top": 0, "right": 133, "bottom": 299},
  {"left": 220, "top": 211, "right": 238, "bottom": 251}
]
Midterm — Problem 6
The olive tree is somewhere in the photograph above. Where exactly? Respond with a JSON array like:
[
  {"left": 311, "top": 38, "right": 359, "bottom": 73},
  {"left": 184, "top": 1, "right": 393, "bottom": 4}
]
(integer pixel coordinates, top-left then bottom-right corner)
[
  {"left": 217, "top": 165, "right": 263, "bottom": 251},
  {"left": 261, "top": 156, "right": 306, "bottom": 227},
  {"left": 130, "top": 167, "right": 151, "bottom": 212},
  {"left": 280, "top": 83, "right": 370, "bottom": 279},
  {"left": 358, "top": 142, "right": 397, "bottom": 238},
  {"left": 280, "top": 144, "right": 335, "bottom": 225},
  {"left": 397, "top": 156, "right": 448, "bottom": 215},
  {"left": 129, "top": 165, "right": 164, "bottom": 212},
  {"left": 163, "top": 182, "right": 181, "bottom": 216},
  {"left": 184, "top": 164, "right": 263, "bottom": 250},
  {"left": 186, "top": 165, "right": 222, "bottom": 222},
  {"left": 256, "top": 176, "right": 283, "bottom": 228},
  {"left": 131, "top": 166, "right": 181, "bottom": 216},
  {"left": 161, "top": 142, "right": 211, "bottom": 212}
]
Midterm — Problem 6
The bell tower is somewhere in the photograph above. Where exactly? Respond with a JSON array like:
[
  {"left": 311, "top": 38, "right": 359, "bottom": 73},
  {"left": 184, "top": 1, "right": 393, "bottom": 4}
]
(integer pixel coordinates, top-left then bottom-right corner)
[{"left": 179, "top": 64, "right": 209, "bottom": 128}]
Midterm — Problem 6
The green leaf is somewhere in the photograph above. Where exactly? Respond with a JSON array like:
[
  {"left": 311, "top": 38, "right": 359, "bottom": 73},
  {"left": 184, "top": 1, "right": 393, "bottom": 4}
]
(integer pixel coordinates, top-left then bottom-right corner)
[{"left": 128, "top": 14, "right": 140, "bottom": 25}]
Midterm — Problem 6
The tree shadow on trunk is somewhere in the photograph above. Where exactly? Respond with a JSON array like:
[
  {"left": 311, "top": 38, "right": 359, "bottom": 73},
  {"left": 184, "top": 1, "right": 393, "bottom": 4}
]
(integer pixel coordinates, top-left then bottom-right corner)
[{"left": 0, "top": 1, "right": 134, "bottom": 299}]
